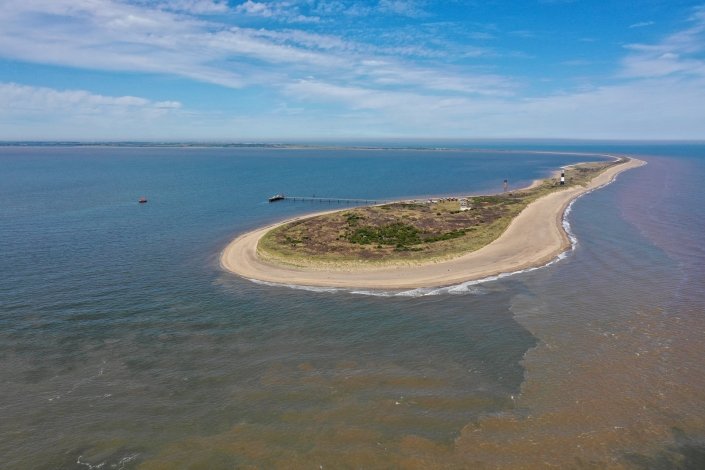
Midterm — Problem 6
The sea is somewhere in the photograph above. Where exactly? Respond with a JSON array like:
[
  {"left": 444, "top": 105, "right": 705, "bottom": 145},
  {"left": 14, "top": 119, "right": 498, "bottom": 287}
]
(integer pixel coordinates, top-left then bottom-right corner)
[{"left": 0, "top": 142, "right": 703, "bottom": 469}]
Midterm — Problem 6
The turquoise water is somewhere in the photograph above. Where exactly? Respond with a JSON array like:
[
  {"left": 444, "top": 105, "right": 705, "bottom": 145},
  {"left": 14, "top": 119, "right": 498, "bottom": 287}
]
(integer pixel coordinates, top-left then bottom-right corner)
[{"left": 1, "top": 144, "right": 704, "bottom": 468}]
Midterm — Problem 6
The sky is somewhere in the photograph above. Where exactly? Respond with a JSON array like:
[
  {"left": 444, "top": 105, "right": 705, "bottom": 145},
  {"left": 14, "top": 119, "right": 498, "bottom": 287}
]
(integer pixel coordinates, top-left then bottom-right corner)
[{"left": 1, "top": 0, "right": 704, "bottom": 141}]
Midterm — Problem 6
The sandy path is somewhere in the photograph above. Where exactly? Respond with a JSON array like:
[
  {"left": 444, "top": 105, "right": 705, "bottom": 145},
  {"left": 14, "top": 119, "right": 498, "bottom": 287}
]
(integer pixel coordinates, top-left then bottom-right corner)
[{"left": 221, "top": 157, "right": 645, "bottom": 289}]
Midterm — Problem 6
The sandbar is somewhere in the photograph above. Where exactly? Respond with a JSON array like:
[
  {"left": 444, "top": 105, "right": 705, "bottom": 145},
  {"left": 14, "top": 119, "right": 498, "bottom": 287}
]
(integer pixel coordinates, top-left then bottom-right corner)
[{"left": 221, "top": 156, "right": 645, "bottom": 289}]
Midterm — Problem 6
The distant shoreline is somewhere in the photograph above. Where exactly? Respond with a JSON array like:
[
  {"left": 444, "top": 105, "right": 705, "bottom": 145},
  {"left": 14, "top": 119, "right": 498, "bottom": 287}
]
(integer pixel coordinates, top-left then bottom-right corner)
[
  {"left": 220, "top": 155, "right": 645, "bottom": 289},
  {"left": 1, "top": 140, "right": 702, "bottom": 151}
]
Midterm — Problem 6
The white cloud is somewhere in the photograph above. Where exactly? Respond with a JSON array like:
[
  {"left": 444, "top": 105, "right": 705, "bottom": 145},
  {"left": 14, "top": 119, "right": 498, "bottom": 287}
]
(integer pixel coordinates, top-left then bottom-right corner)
[
  {"left": 305, "top": 0, "right": 428, "bottom": 19},
  {"left": 377, "top": 0, "right": 428, "bottom": 18},
  {"left": 629, "top": 21, "right": 655, "bottom": 29},
  {"left": 508, "top": 77, "right": 705, "bottom": 139},
  {"left": 310, "top": 1, "right": 371, "bottom": 17},
  {"left": 285, "top": 4, "right": 705, "bottom": 139},
  {"left": 250, "top": 28, "right": 350, "bottom": 51},
  {"left": 281, "top": 74, "right": 705, "bottom": 139},
  {"left": 0, "top": 0, "right": 349, "bottom": 87},
  {"left": 0, "top": 82, "right": 181, "bottom": 112},
  {"left": 0, "top": 0, "right": 704, "bottom": 139},
  {"left": 621, "top": 7, "right": 705, "bottom": 79},
  {"left": 233, "top": 0, "right": 321, "bottom": 23},
  {"left": 0, "top": 82, "right": 184, "bottom": 139},
  {"left": 153, "top": 0, "right": 229, "bottom": 14},
  {"left": 235, "top": 0, "right": 433, "bottom": 20},
  {"left": 235, "top": 0, "right": 273, "bottom": 16},
  {"left": 0, "top": 0, "right": 511, "bottom": 97},
  {"left": 0, "top": 0, "right": 245, "bottom": 87},
  {"left": 354, "top": 60, "right": 515, "bottom": 96}
]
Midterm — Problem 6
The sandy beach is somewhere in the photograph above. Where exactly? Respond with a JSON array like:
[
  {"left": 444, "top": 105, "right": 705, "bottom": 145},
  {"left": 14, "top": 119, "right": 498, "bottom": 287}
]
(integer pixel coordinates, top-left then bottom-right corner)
[{"left": 221, "top": 156, "right": 645, "bottom": 289}]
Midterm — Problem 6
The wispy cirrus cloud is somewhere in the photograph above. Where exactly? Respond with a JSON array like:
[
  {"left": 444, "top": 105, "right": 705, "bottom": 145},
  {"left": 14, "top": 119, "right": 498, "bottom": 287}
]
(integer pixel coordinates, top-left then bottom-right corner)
[
  {"left": 229, "top": 0, "right": 432, "bottom": 21},
  {"left": 0, "top": 0, "right": 244, "bottom": 87},
  {"left": 621, "top": 6, "right": 705, "bottom": 78},
  {"left": 1, "top": 0, "right": 392, "bottom": 88},
  {"left": 0, "top": 0, "right": 511, "bottom": 96},
  {"left": 147, "top": 0, "right": 230, "bottom": 14},
  {"left": 281, "top": 74, "right": 705, "bottom": 139},
  {"left": 354, "top": 60, "right": 515, "bottom": 96},
  {"left": 273, "top": 6, "right": 705, "bottom": 139},
  {"left": 377, "top": 0, "right": 428, "bottom": 18},
  {"left": 629, "top": 21, "right": 655, "bottom": 29},
  {"left": 1, "top": 0, "right": 704, "bottom": 140},
  {"left": 233, "top": 0, "right": 321, "bottom": 23}
]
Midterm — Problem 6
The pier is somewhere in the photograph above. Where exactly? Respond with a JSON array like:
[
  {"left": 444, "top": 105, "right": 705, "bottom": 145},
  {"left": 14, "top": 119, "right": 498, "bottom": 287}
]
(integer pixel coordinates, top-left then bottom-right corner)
[{"left": 270, "top": 195, "right": 383, "bottom": 205}]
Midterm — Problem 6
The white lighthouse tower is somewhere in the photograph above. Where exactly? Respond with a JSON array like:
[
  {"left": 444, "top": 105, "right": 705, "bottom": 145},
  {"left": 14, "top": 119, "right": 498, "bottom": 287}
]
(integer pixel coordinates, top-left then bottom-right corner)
[{"left": 560, "top": 170, "right": 565, "bottom": 186}]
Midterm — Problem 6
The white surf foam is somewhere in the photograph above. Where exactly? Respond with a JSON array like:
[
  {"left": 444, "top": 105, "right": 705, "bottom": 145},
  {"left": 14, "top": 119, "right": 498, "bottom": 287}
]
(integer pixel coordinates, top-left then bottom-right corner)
[{"left": 248, "top": 278, "right": 344, "bottom": 294}]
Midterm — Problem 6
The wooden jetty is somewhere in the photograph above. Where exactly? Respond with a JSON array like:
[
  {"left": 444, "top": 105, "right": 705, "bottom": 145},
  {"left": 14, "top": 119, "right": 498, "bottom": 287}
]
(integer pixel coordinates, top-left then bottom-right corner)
[{"left": 270, "top": 195, "right": 382, "bottom": 205}]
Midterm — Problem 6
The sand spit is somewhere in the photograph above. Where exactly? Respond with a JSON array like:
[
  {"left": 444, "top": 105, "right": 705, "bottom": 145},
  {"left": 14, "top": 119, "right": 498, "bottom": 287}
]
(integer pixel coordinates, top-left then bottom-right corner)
[{"left": 221, "top": 157, "right": 645, "bottom": 289}]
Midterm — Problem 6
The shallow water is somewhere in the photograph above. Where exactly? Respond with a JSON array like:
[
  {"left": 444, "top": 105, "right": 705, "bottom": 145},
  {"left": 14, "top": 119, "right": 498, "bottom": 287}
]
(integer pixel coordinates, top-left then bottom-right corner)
[{"left": 1, "top": 144, "right": 704, "bottom": 468}]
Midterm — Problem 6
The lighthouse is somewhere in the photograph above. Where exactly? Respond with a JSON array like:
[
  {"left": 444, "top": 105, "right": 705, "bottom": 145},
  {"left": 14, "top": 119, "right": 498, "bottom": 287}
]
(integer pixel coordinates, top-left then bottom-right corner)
[{"left": 560, "top": 170, "right": 565, "bottom": 186}]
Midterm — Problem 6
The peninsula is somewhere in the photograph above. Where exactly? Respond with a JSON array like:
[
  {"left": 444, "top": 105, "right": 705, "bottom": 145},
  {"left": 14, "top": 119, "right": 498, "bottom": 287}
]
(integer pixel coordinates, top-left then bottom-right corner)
[{"left": 221, "top": 155, "right": 645, "bottom": 289}]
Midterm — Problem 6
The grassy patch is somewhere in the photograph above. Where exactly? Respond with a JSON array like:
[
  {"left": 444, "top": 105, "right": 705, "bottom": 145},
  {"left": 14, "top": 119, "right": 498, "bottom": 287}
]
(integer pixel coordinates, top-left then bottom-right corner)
[{"left": 347, "top": 222, "right": 421, "bottom": 247}]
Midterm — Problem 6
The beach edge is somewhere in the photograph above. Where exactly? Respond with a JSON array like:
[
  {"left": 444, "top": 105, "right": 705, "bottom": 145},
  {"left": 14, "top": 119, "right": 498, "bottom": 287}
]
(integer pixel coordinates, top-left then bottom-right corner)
[{"left": 220, "top": 156, "right": 645, "bottom": 289}]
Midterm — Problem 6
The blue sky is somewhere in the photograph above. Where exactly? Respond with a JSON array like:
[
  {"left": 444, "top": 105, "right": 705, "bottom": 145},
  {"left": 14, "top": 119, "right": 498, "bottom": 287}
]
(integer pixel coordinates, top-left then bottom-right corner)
[{"left": 1, "top": 0, "right": 704, "bottom": 141}]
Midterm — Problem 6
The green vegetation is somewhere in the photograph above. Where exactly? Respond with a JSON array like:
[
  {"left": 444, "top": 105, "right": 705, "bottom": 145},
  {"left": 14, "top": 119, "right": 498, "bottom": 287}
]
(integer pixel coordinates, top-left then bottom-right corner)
[
  {"left": 257, "top": 158, "right": 624, "bottom": 267},
  {"left": 348, "top": 222, "right": 421, "bottom": 248}
]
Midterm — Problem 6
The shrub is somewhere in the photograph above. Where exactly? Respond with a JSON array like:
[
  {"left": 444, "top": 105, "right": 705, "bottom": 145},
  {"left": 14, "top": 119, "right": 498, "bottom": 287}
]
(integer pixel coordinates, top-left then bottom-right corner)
[{"left": 347, "top": 222, "right": 421, "bottom": 247}]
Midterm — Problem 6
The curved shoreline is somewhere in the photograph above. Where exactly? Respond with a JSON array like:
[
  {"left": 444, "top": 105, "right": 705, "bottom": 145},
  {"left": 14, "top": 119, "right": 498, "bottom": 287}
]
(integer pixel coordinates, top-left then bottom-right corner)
[{"left": 221, "top": 156, "right": 645, "bottom": 289}]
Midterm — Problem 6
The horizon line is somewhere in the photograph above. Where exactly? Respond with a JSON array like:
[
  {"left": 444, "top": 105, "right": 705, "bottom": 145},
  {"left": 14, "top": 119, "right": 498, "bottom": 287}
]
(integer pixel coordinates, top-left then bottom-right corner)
[{"left": 2, "top": 138, "right": 704, "bottom": 146}]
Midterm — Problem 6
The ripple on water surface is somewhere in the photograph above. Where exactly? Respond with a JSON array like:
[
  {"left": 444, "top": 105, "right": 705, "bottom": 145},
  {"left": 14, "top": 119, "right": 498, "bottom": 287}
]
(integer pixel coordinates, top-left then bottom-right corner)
[{"left": 1, "top": 146, "right": 705, "bottom": 468}]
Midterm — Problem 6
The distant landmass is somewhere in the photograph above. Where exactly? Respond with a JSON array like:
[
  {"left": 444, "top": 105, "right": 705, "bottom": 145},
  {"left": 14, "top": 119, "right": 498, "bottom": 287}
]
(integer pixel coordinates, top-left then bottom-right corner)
[{"left": 0, "top": 141, "right": 458, "bottom": 151}]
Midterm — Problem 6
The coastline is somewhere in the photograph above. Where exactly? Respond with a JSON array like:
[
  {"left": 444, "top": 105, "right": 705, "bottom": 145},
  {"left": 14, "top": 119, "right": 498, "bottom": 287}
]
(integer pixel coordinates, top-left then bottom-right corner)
[{"left": 221, "top": 156, "right": 646, "bottom": 289}]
